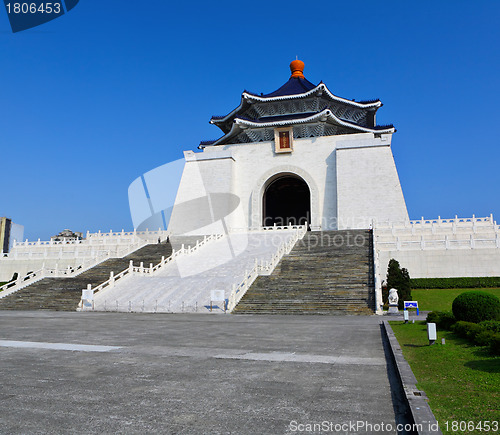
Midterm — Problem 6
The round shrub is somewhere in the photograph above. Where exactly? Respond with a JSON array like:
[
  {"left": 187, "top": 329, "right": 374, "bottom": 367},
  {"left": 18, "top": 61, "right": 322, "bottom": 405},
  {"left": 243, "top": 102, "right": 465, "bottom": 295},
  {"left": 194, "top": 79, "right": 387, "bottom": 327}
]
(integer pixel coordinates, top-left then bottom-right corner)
[{"left": 452, "top": 291, "right": 500, "bottom": 323}]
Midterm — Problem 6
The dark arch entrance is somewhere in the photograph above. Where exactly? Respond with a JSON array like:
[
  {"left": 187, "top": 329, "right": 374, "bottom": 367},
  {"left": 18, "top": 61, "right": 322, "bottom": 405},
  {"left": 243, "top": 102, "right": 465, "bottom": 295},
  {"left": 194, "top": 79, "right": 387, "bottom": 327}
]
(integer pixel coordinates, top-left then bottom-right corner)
[{"left": 263, "top": 175, "right": 311, "bottom": 227}]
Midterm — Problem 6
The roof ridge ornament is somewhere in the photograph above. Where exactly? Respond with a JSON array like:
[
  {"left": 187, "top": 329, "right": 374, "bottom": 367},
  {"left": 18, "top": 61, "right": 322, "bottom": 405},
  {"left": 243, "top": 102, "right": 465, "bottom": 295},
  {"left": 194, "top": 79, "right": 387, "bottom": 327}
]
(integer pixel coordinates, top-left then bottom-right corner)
[{"left": 290, "top": 59, "right": 305, "bottom": 79}]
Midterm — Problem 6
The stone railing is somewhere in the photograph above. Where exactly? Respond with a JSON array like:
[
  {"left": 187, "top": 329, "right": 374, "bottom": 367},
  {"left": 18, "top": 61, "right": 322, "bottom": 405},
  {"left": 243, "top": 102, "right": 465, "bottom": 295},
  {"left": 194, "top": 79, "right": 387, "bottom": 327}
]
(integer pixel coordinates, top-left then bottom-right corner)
[
  {"left": 0, "top": 232, "right": 168, "bottom": 300},
  {"left": 375, "top": 233, "right": 500, "bottom": 251},
  {"left": 227, "top": 225, "right": 307, "bottom": 312},
  {"left": 78, "top": 234, "right": 224, "bottom": 310},
  {"left": 374, "top": 215, "right": 498, "bottom": 236},
  {"left": 4, "top": 229, "right": 168, "bottom": 258}
]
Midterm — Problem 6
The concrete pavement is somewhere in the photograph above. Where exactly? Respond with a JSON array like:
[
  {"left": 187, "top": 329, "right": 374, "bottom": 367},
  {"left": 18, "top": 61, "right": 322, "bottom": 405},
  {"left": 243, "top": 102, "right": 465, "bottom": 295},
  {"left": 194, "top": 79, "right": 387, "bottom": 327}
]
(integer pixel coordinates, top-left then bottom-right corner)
[{"left": 0, "top": 311, "right": 413, "bottom": 434}]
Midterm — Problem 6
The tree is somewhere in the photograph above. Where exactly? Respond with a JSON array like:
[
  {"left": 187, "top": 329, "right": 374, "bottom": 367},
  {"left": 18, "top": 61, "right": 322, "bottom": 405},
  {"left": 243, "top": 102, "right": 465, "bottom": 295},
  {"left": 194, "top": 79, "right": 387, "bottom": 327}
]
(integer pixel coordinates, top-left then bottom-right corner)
[{"left": 386, "top": 259, "right": 412, "bottom": 310}]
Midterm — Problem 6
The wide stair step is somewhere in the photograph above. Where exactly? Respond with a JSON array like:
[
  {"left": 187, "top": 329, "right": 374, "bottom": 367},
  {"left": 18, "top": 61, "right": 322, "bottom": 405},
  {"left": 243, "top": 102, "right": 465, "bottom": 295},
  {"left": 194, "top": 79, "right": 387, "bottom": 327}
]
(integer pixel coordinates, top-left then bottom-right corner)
[
  {"left": 0, "top": 242, "right": 173, "bottom": 311},
  {"left": 233, "top": 230, "right": 375, "bottom": 315}
]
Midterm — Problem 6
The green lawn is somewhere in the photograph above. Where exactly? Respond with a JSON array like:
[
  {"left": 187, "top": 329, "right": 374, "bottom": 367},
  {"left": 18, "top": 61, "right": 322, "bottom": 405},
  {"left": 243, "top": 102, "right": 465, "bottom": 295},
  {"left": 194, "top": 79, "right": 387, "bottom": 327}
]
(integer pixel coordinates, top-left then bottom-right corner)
[
  {"left": 391, "top": 321, "right": 500, "bottom": 435},
  {"left": 411, "top": 288, "right": 500, "bottom": 311}
]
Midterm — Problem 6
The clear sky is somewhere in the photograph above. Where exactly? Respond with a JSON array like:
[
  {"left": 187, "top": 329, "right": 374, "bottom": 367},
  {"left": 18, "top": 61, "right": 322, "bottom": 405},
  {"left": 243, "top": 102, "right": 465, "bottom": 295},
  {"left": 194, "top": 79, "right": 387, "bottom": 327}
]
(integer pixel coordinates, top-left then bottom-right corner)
[{"left": 1, "top": 1, "right": 499, "bottom": 240}]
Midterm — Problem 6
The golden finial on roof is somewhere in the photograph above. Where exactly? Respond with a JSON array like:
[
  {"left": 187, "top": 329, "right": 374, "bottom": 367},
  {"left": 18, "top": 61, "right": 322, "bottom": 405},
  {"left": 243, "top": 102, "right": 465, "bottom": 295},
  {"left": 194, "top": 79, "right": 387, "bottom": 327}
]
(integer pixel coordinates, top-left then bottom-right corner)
[{"left": 290, "top": 59, "right": 305, "bottom": 79}]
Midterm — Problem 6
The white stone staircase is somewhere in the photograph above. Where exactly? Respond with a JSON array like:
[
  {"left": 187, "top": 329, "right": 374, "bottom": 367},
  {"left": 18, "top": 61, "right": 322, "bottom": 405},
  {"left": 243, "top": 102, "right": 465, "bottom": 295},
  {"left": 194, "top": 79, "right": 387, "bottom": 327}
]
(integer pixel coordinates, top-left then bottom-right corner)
[{"left": 92, "top": 229, "right": 299, "bottom": 313}]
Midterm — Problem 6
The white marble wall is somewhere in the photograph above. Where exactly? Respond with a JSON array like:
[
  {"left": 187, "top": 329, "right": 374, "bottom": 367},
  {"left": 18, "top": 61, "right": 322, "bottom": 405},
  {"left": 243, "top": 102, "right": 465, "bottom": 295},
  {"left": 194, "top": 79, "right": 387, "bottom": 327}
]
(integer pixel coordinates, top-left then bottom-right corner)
[{"left": 168, "top": 132, "right": 409, "bottom": 234}]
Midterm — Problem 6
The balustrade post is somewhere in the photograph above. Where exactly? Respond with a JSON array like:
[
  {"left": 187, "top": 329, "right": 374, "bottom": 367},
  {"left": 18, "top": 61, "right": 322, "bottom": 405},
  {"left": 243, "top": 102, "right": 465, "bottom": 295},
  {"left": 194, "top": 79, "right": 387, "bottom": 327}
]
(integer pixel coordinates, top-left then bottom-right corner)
[
  {"left": 490, "top": 213, "right": 494, "bottom": 224},
  {"left": 129, "top": 260, "right": 133, "bottom": 273},
  {"left": 140, "top": 262, "right": 144, "bottom": 275},
  {"left": 150, "top": 263, "right": 153, "bottom": 274},
  {"left": 110, "top": 271, "right": 115, "bottom": 288},
  {"left": 161, "top": 256, "right": 165, "bottom": 266}
]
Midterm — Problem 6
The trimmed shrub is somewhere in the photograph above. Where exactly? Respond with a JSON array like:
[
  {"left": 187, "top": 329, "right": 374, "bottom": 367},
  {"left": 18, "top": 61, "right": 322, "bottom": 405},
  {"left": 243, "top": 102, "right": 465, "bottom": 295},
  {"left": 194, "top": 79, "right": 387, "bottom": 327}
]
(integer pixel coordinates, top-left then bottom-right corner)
[
  {"left": 474, "top": 330, "right": 498, "bottom": 347},
  {"left": 426, "top": 311, "right": 441, "bottom": 324},
  {"left": 411, "top": 276, "right": 500, "bottom": 289},
  {"left": 452, "top": 291, "right": 500, "bottom": 323},
  {"left": 490, "top": 335, "right": 500, "bottom": 355},
  {"left": 426, "top": 311, "right": 456, "bottom": 330},
  {"left": 451, "top": 321, "right": 477, "bottom": 338},
  {"left": 478, "top": 320, "right": 500, "bottom": 333}
]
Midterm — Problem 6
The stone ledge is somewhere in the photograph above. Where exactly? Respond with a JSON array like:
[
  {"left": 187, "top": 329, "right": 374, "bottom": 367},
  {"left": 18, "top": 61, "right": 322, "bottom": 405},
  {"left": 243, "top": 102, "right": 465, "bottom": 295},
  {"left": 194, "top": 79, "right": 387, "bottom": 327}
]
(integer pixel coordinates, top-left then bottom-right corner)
[{"left": 382, "top": 320, "right": 442, "bottom": 435}]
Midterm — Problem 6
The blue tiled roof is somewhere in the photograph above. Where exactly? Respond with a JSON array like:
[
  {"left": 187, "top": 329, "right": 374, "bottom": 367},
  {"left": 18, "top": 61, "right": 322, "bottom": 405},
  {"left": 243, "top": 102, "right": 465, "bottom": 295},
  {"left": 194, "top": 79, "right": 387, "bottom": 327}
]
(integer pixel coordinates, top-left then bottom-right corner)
[
  {"left": 238, "top": 112, "right": 319, "bottom": 123},
  {"left": 246, "top": 77, "right": 317, "bottom": 98}
]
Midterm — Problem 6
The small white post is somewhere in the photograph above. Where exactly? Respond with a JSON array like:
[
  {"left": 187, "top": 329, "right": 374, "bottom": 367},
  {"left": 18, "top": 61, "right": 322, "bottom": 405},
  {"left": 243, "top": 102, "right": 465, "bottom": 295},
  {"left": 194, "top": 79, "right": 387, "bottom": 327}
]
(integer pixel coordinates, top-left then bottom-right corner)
[
  {"left": 161, "top": 256, "right": 165, "bottom": 266},
  {"left": 149, "top": 263, "right": 153, "bottom": 274},
  {"left": 109, "top": 271, "right": 114, "bottom": 287}
]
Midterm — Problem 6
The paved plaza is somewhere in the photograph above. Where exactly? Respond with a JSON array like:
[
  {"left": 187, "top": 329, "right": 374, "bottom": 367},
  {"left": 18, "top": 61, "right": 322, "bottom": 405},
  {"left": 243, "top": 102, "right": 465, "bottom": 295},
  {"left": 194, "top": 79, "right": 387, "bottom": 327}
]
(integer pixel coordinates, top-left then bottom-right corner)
[{"left": 0, "top": 312, "right": 412, "bottom": 434}]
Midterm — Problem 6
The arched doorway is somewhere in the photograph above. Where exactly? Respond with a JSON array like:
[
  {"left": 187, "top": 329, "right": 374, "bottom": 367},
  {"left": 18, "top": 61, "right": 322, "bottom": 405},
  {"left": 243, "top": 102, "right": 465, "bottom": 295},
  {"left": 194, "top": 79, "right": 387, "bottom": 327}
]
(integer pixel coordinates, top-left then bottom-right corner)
[{"left": 263, "top": 175, "right": 311, "bottom": 227}]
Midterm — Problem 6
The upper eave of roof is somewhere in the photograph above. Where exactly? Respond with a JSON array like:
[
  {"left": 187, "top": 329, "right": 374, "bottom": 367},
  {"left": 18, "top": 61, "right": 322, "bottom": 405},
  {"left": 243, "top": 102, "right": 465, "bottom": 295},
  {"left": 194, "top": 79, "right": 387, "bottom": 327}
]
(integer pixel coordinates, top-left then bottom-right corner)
[
  {"left": 209, "top": 82, "right": 382, "bottom": 127},
  {"left": 200, "top": 108, "right": 394, "bottom": 149}
]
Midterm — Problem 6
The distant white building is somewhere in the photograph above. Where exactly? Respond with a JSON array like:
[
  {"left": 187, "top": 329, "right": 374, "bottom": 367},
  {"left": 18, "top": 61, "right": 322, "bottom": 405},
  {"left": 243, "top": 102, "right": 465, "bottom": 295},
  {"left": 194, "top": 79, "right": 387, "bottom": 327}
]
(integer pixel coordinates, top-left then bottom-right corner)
[
  {"left": 167, "top": 60, "right": 408, "bottom": 235},
  {"left": 0, "top": 217, "right": 24, "bottom": 253}
]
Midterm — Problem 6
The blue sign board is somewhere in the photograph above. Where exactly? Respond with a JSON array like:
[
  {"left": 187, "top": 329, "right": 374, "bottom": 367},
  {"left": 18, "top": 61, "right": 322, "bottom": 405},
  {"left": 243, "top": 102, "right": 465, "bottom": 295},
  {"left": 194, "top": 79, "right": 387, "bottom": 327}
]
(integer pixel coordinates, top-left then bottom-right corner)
[{"left": 404, "top": 301, "right": 419, "bottom": 315}]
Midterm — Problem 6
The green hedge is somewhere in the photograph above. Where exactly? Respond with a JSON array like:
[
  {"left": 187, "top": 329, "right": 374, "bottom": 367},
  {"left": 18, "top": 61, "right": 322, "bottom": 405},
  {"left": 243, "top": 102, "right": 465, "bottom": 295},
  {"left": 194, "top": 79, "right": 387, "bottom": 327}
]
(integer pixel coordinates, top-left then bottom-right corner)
[
  {"left": 426, "top": 311, "right": 456, "bottom": 330},
  {"left": 411, "top": 277, "right": 500, "bottom": 289},
  {"left": 451, "top": 320, "right": 500, "bottom": 355}
]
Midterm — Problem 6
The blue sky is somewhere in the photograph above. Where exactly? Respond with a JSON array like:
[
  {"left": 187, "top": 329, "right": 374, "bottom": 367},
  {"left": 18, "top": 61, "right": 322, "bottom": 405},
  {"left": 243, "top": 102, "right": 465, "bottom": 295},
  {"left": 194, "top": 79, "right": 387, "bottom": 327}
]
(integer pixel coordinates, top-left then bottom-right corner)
[{"left": 1, "top": 1, "right": 499, "bottom": 240}]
